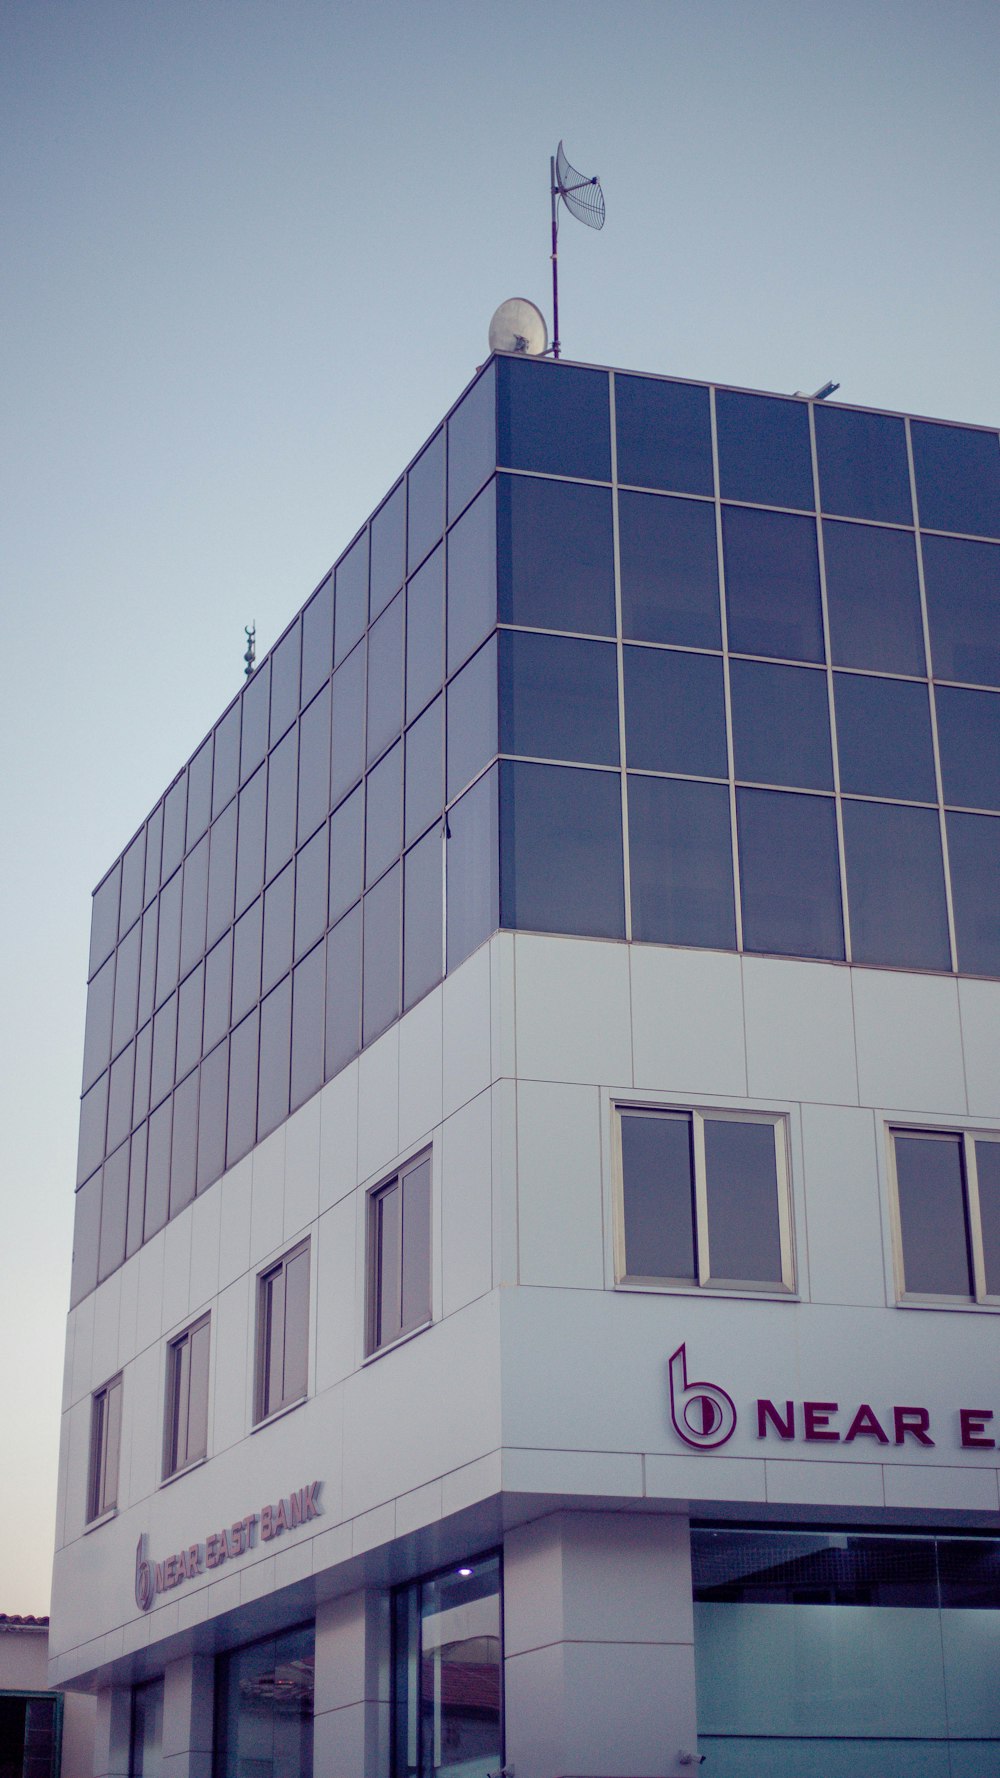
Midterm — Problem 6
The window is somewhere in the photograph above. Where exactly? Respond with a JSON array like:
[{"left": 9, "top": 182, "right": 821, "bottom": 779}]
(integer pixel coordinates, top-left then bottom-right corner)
[
  {"left": 393, "top": 1554, "right": 502, "bottom": 1778},
  {"left": 255, "top": 1241, "right": 310, "bottom": 1422},
  {"left": 615, "top": 1107, "right": 793, "bottom": 1291},
  {"left": 164, "top": 1315, "right": 210, "bottom": 1478},
  {"left": 367, "top": 1153, "right": 432, "bottom": 1354},
  {"left": 130, "top": 1679, "right": 164, "bottom": 1778},
  {"left": 88, "top": 1374, "right": 122, "bottom": 1521},
  {"left": 890, "top": 1128, "right": 1000, "bottom": 1303},
  {"left": 215, "top": 1626, "right": 314, "bottom": 1778}
]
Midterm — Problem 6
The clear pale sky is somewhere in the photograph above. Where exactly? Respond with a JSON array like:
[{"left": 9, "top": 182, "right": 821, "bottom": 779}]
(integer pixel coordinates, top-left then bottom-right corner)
[{"left": 1, "top": 0, "right": 997, "bottom": 1614}]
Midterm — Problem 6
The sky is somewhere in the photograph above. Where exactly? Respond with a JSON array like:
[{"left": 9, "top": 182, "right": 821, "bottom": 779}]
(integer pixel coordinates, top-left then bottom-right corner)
[{"left": 1, "top": 0, "right": 998, "bottom": 1614}]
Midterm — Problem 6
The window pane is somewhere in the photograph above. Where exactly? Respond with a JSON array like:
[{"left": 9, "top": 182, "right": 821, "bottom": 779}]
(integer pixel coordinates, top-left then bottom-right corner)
[
  {"left": 70, "top": 1172, "right": 101, "bottom": 1305},
  {"left": 408, "top": 428, "right": 445, "bottom": 573},
  {"left": 212, "top": 702, "right": 240, "bottom": 818},
  {"left": 412, "top": 1561, "right": 502, "bottom": 1778},
  {"left": 401, "top": 1158, "right": 431, "bottom": 1332},
  {"left": 154, "top": 871, "right": 181, "bottom": 1006},
  {"left": 406, "top": 544, "right": 444, "bottom": 724},
  {"left": 717, "top": 390, "right": 814, "bottom": 510},
  {"left": 235, "top": 767, "right": 266, "bottom": 917},
  {"left": 240, "top": 660, "right": 270, "bottom": 784},
  {"left": 448, "top": 361, "right": 496, "bottom": 521},
  {"left": 282, "top": 1245, "right": 310, "bottom": 1404},
  {"left": 291, "top": 941, "right": 326, "bottom": 1112},
  {"left": 215, "top": 1628, "right": 314, "bottom": 1778},
  {"left": 704, "top": 1119, "right": 782, "bottom": 1282},
  {"left": 186, "top": 737, "right": 213, "bottom": 850},
  {"left": 619, "top": 490, "right": 721, "bottom": 648},
  {"left": 227, "top": 1009, "right": 259, "bottom": 1167},
  {"left": 405, "top": 695, "right": 444, "bottom": 848},
  {"left": 262, "top": 864, "right": 294, "bottom": 995},
  {"left": 265, "top": 727, "right": 298, "bottom": 881},
  {"left": 738, "top": 789, "right": 844, "bottom": 960},
  {"left": 936, "top": 686, "right": 1000, "bottom": 809},
  {"left": 447, "top": 479, "right": 497, "bottom": 674},
  {"left": 497, "top": 356, "right": 610, "bottom": 480},
  {"left": 179, "top": 835, "right": 209, "bottom": 976},
  {"left": 447, "top": 635, "right": 498, "bottom": 799},
  {"left": 620, "top": 1112, "right": 695, "bottom": 1279},
  {"left": 98, "top": 1144, "right": 128, "bottom": 1282},
  {"left": 365, "top": 740, "right": 403, "bottom": 887},
  {"left": 137, "top": 904, "right": 158, "bottom": 1028},
  {"left": 258, "top": 978, "right": 291, "bottom": 1140},
  {"left": 723, "top": 506, "right": 824, "bottom": 662},
  {"left": 498, "top": 474, "right": 615, "bottom": 635},
  {"left": 834, "top": 674, "right": 936, "bottom": 801},
  {"left": 330, "top": 638, "right": 367, "bottom": 806},
  {"left": 362, "top": 863, "right": 401, "bottom": 1045},
  {"left": 106, "top": 1045, "right": 135, "bottom": 1154},
  {"left": 125, "top": 1124, "right": 147, "bottom": 1259},
  {"left": 161, "top": 776, "right": 187, "bottom": 885},
  {"left": 197, "top": 1040, "right": 228, "bottom": 1193},
  {"left": 844, "top": 800, "right": 950, "bottom": 969},
  {"left": 334, "top": 529, "right": 368, "bottom": 666},
  {"left": 615, "top": 374, "right": 713, "bottom": 495},
  {"left": 923, "top": 535, "right": 1000, "bottom": 685},
  {"left": 815, "top": 404, "right": 913, "bottom": 525},
  {"left": 895, "top": 1133, "right": 972, "bottom": 1294},
  {"left": 203, "top": 935, "right": 231, "bottom": 1053},
  {"left": 186, "top": 1319, "right": 210, "bottom": 1464},
  {"left": 628, "top": 776, "right": 736, "bottom": 948},
  {"left": 403, "top": 828, "right": 442, "bottom": 1011},
  {"left": 175, "top": 963, "right": 204, "bottom": 1082},
  {"left": 82, "top": 953, "right": 114, "bottom": 1090},
  {"left": 329, "top": 783, "right": 364, "bottom": 925},
  {"left": 367, "top": 591, "right": 404, "bottom": 766},
  {"left": 144, "top": 1099, "right": 171, "bottom": 1239},
  {"left": 502, "top": 631, "right": 619, "bottom": 765},
  {"left": 446, "top": 765, "right": 499, "bottom": 970},
  {"left": 294, "top": 825, "right": 328, "bottom": 962},
  {"left": 623, "top": 646, "right": 726, "bottom": 778},
  {"left": 370, "top": 481, "right": 405, "bottom": 621},
  {"left": 232, "top": 897, "right": 262, "bottom": 1023},
  {"left": 297, "top": 683, "right": 331, "bottom": 845},
  {"left": 90, "top": 865, "right": 120, "bottom": 976},
  {"left": 946, "top": 812, "right": 1000, "bottom": 976},
  {"left": 823, "top": 520, "right": 925, "bottom": 674},
  {"left": 132, "top": 1023, "right": 152, "bottom": 1128},
  {"left": 301, "top": 575, "right": 333, "bottom": 706},
  {"left": 911, "top": 421, "right": 1000, "bottom": 538},
  {"left": 119, "top": 830, "right": 145, "bottom": 939},
  {"left": 170, "top": 1067, "right": 198, "bottom": 1216},
  {"left": 500, "top": 760, "right": 625, "bottom": 939},
  {"left": 144, "top": 807, "right": 162, "bottom": 905},
  {"left": 132, "top": 1679, "right": 164, "bottom": 1778},
  {"left": 111, "top": 925, "right": 140, "bottom": 1058},
  {"left": 976, "top": 1141, "right": 1000, "bottom": 1296},
  {"left": 325, "top": 906, "right": 362, "bottom": 1077},
  {"left": 150, "top": 994, "right": 177, "bottom": 1109},
  {"left": 206, "top": 800, "right": 237, "bottom": 946},
  {"left": 375, "top": 1184, "right": 401, "bottom": 1347},
  {"left": 269, "top": 623, "right": 301, "bottom": 745},
  {"left": 77, "top": 1072, "right": 108, "bottom": 1186}
]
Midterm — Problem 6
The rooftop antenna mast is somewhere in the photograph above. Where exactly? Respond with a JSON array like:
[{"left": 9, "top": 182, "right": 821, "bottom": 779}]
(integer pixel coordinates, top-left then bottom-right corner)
[{"left": 550, "top": 140, "right": 605, "bottom": 360}]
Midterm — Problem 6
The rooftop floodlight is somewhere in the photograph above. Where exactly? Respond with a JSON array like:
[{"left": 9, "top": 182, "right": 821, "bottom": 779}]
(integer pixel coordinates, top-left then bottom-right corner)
[{"left": 550, "top": 140, "right": 605, "bottom": 361}]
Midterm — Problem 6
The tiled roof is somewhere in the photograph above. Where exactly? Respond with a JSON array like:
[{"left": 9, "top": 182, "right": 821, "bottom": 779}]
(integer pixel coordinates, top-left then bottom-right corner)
[{"left": 0, "top": 1615, "right": 49, "bottom": 1629}]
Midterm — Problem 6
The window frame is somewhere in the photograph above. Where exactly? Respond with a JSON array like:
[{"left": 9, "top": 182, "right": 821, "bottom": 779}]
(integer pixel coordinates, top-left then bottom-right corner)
[
  {"left": 613, "top": 1104, "right": 795, "bottom": 1294},
  {"left": 888, "top": 1125, "right": 1000, "bottom": 1307},
  {"left": 87, "top": 1373, "right": 123, "bottom": 1522},
  {"left": 162, "top": 1313, "right": 210, "bottom": 1479},
  {"left": 366, "top": 1149, "right": 433, "bottom": 1357},
  {"left": 254, "top": 1238, "right": 311, "bottom": 1424}
]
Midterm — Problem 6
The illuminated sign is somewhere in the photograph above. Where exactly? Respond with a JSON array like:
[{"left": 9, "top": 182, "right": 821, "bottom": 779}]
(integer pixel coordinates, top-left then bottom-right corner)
[{"left": 134, "top": 1481, "right": 321, "bottom": 1611}]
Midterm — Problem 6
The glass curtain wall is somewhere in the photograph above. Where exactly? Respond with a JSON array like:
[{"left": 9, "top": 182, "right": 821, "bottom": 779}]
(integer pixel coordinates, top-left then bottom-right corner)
[{"left": 393, "top": 1555, "right": 502, "bottom": 1778}]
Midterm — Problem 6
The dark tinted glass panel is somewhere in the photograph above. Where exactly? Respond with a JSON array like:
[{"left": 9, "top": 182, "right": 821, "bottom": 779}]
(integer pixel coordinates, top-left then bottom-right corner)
[
  {"left": 365, "top": 741, "right": 402, "bottom": 887},
  {"left": 621, "top": 1113, "right": 695, "bottom": 1279},
  {"left": 179, "top": 835, "right": 209, "bottom": 976},
  {"left": 498, "top": 474, "right": 615, "bottom": 635},
  {"left": 400, "top": 1159, "right": 432, "bottom": 1333},
  {"left": 446, "top": 766, "right": 499, "bottom": 970},
  {"left": 502, "top": 631, "right": 619, "bottom": 766},
  {"left": 325, "top": 905, "right": 362, "bottom": 1078},
  {"left": 405, "top": 695, "right": 444, "bottom": 847},
  {"left": 976, "top": 1142, "right": 1000, "bottom": 1296},
  {"left": 119, "top": 831, "right": 145, "bottom": 938},
  {"left": 448, "top": 361, "right": 496, "bottom": 521},
  {"left": 723, "top": 506, "right": 824, "bottom": 662},
  {"left": 269, "top": 623, "right": 301, "bottom": 743},
  {"left": 155, "top": 871, "right": 181, "bottom": 1006},
  {"left": 297, "top": 683, "right": 331, "bottom": 844},
  {"left": 90, "top": 867, "right": 120, "bottom": 976},
  {"left": 126, "top": 1124, "right": 147, "bottom": 1259},
  {"left": 150, "top": 993, "right": 177, "bottom": 1109},
  {"left": 497, "top": 356, "right": 610, "bottom": 481},
  {"left": 301, "top": 575, "right": 333, "bottom": 705},
  {"left": 227, "top": 1009, "right": 259, "bottom": 1167},
  {"left": 83, "top": 955, "right": 114, "bottom": 1089},
  {"left": 624, "top": 647, "right": 727, "bottom": 777},
  {"left": 691, "top": 1528, "right": 944, "bottom": 1606},
  {"left": 187, "top": 738, "right": 213, "bottom": 849},
  {"left": 161, "top": 776, "right": 187, "bottom": 884},
  {"left": 144, "top": 1098, "right": 171, "bottom": 1239},
  {"left": 732, "top": 660, "right": 833, "bottom": 790},
  {"left": 240, "top": 660, "right": 270, "bottom": 783},
  {"left": 367, "top": 592, "right": 404, "bottom": 766},
  {"left": 98, "top": 1145, "right": 129, "bottom": 1282},
  {"left": 896, "top": 1134, "right": 971, "bottom": 1295},
  {"left": 912, "top": 421, "right": 1000, "bottom": 537},
  {"left": 330, "top": 639, "right": 367, "bottom": 807},
  {"left": 500, "top": 760, "right": 625, "bottom": 938},
  {"left": 203, "top": 933, "right": 232, "bottom": 1053},
  {"left": 923, "top": 535, "right": 1000, "bottom": 685},
  {"left": 738, "top": 789, "right": 843, "bottom": 960},
  {"left": 946, "top": 812, "right": 1000, "bottom": 976},
  {"left": 370, "top": 481, "right": 405, "bottom": 620},
  {"left": 235, "top": 767, "right": 266, "bottom": 917},
  {"left": 132, "top": 1022, "right": 152, "bottom": 1127},
  {"left": 834, "top": 673, "right": 935, "bottom": 801},
  {"left": 265, "top": 727, "right": 298, "bottom": 882},
  {"left": 447, "top": 479, "right": 497, "bottom": 672},
  {"left": 70, "top": 1171, "right": 101, "bottom": 1305},
  {"left": 111, "top": 924, "right": 140, "bottom": 1057},
  {"left": 717, "top": 389, "right": 814, "bottom": 510},
  {"left": 106, "top": 1045, "right": 134, "bottom": 1154},
  {"left": 363, "top": 863, "right": 401, "bottom": 1045},
  {"left": 404, "top": 827, "right": 442, "bottom": 1011},
  {"left": 408, "top": 428, "right": 445, "bottom": 572},
  {"left": 823, "top": 520, "right": 925, "bottom": 674},
  {"left": 232, "top": 897, "right": 262, "bottom": 1024},
  {"left": 616, "top": 375, "right": 713, "bottom": 496},
  {"left": 448, "top": 636, "right": 498, "bottom": 799},
  {"left": 212, "top": 702, "right": 240, "bottom": 818},
  {"left": 329, "top": 784, "right": 364, "bottom": 925},
  {"left": 291, "top": 942, "right": 326, "bottom": 1111},
  {"left": 144, "top": 807, "right": 162, "bottom": 905},
  {"left": 137, "top": 905, "right": 157, "bottom": 1028},
  {"left": 704, "top": 1118, "right": 781, "bottom": 1282},
  {"left": 215, "top": 1627, "right": 315, "bottom": 1778},
  {"left": 262, "top": 864, "right": 294, "bottom": 994},
  {"left": 258, "top": 978, "right": 291, "bottom": 1140},
  {"left": 815, "top": 404, "right": 913, "bottom": 524},
  {"left": 170, "top": 1069, "right": 198, "bottom": 1215},
  {"left": 334, "top": 530, "right": 368, "bottom": 665},
  {"left": 406, "top": 544, "right": 444, "bottom": 722},
  {"left": 843, "top": 800, "right": 950, "bottom": 969},
  {"left": 937, "top": 687, "right": 1000, "bottom": 809},
  {"left": 619, "top": 491, "right": 721, "bottom": 648},
  {"left": 206, "top": 801, "right": 237, "bottom": 946},
  {"left": 197, "top": 1040, "right": 228, "bottom": 1193},
  {"left": 628, "top": 776, "right": 736, "bottom": 948},
  {"left": 175, "top": 963, "right": 204, "bottom": 1082},
  {"left": 295, "top": 825, "right": 328, "bottom": 962}
]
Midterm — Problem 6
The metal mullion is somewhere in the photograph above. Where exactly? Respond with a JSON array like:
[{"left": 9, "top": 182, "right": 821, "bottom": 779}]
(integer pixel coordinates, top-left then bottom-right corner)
[
  {"left": 810, "top": 402, "right": 852, "bottom": 964},
  {"left": 963, "top": 1132, "right": 987, "bottom": 1303},
  {"left": 609, "top": 373, "right": 632, "bottom": 942},
  {"left": 710, "top": 387, "right": 743, "bottom": 950},
  {"left": 906, "top": 416, "right": 959, "bottom": 974},
  {"left": 691, "top": 1112, "right": 711, "bottom": 1285}
]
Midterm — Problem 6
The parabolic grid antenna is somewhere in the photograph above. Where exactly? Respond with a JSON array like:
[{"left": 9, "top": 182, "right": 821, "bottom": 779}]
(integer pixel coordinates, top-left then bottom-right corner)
[
  {"left": 550, "top": 139, "right": 605, "bottom": 360},
  {"left": 488, "top": 297, "right": 549, "bottom": 357}
]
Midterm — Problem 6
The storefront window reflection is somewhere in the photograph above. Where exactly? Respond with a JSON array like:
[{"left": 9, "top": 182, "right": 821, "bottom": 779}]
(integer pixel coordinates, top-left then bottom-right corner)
[
  {"left": 214, "top": 1624, "right": 314, "bottom": 1778},
  {"left": 393, "top": 1554, "right": 502, "bottom": 1778}
]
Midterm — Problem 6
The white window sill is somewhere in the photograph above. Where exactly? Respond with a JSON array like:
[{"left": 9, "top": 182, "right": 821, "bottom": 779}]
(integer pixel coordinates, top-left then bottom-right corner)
[
  {"left": 83, "top": 1507, "right": 117, "bottom": 1535},
  {"left": 159, "top": 1454, "right": 208, "bottom": 1490},
  {"left": 251, "top": 1392, "right": 308, "bottom": 1434},
  {"left": 363, "top": 1318, "right": 433, "bottom": 1366}
]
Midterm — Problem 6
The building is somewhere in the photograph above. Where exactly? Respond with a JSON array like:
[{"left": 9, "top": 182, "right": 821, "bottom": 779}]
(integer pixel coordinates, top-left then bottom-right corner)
[
  {"left": 51, "top": 353, "right": 1000, "bottom": 1777},
  {"left": 1, "top": 1616, "right": 94, "bottom": 1778}
]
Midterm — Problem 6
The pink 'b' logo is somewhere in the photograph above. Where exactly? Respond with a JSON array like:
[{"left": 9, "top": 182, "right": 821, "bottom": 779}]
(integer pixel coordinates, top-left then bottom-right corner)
[{"left": 668, "top": 1343, "right": 737, "bottom": 1449}]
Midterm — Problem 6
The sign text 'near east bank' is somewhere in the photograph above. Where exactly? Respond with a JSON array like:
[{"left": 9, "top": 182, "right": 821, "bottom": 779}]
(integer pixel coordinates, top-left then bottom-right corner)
[{"left": 134, "top": 1481, "right": 321, "bottom": 1611}]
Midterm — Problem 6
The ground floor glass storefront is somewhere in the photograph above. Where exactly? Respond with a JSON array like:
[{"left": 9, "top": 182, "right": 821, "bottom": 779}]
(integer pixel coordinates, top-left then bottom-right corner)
[
  {"left": 392, "top": 1554, "right": 503, "bottom": 1778},
  {"left": 213, "top": 1625, "right": 314, "bottom": 1778},
  {"left": 693, "top": 1526, "right": 1000, "bottom": 1776}
]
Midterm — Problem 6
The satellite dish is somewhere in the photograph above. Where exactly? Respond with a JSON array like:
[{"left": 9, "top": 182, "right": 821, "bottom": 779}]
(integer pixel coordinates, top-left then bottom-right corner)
[{"left": 488, "top": 297, "right": 548, "bottom": 357}]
